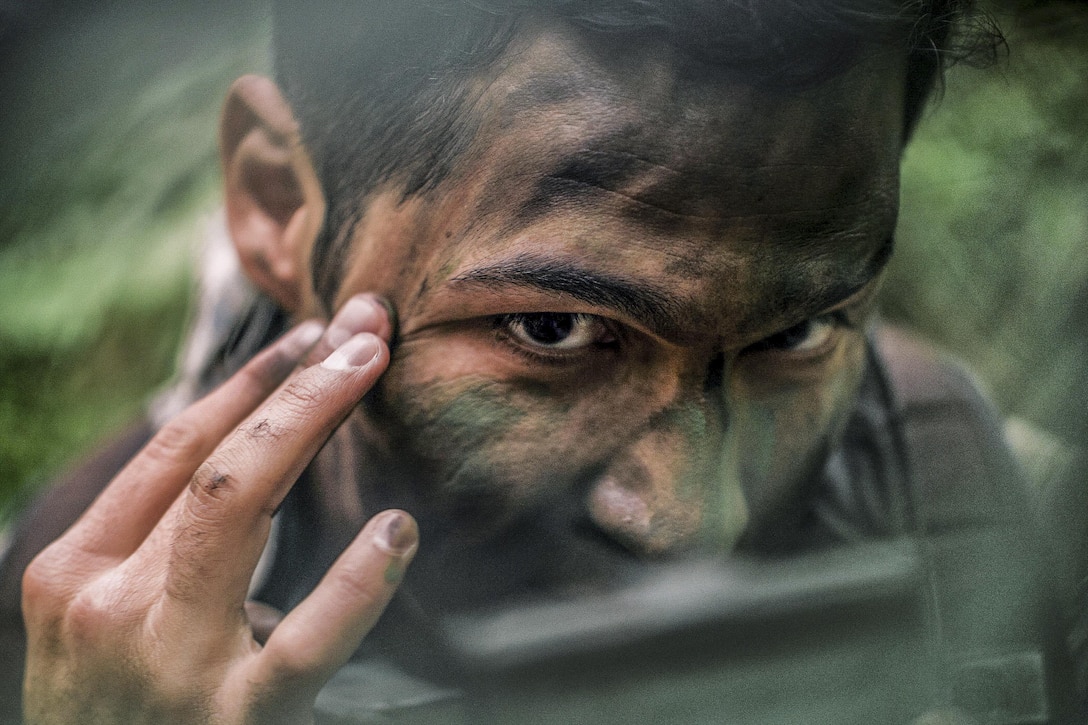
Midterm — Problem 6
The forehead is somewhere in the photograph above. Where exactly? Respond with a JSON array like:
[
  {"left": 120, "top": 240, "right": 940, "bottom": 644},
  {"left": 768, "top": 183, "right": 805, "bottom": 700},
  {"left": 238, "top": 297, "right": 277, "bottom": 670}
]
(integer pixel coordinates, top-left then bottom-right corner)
[
  {"left": 374, "top": 27, "right": 905, "bottom": 340},
  {"left": 480, "top": 32, "right": 901, "bottom": 219}
]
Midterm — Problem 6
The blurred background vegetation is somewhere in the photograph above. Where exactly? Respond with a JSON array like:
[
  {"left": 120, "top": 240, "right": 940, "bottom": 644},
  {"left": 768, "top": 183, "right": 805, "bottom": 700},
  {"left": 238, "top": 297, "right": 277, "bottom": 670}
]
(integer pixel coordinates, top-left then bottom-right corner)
[{"left": 0, "top": 1, "right": 1085, "bottom": 524}]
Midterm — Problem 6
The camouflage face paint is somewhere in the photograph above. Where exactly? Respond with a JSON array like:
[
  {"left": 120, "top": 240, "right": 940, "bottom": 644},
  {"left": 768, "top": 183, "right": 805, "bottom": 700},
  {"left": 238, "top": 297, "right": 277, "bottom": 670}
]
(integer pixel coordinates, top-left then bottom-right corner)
[{"left": 311, "top": 27, "right": 905, "bottom": 603}]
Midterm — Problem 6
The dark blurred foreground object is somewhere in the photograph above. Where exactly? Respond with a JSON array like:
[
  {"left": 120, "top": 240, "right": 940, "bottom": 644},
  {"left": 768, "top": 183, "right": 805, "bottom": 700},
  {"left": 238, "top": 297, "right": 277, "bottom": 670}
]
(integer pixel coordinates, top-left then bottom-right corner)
[
  {"left": 313, "top": 540, "right": 1051, "bottom": 725},
  {"left": 447, "top": 542, "right": 936, "bottom": 725}
]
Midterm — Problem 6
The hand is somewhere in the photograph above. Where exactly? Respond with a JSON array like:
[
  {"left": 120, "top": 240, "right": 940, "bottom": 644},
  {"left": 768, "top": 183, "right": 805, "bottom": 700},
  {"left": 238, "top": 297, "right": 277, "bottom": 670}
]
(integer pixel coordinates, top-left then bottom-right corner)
[{"left": 21, "top": 294, "right": 417, "bottom": 724}]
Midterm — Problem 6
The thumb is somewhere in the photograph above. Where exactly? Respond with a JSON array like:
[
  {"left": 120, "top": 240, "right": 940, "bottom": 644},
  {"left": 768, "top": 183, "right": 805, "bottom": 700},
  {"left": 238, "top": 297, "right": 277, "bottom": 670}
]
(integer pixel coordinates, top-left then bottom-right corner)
[{"left": 246, "top": 510, "right": 419, "bottom": 699}]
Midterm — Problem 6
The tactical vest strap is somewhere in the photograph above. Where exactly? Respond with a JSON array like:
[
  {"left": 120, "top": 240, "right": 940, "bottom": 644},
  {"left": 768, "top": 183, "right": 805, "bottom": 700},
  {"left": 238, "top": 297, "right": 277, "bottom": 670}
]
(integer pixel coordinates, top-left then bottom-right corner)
[{"left": 876, "top": 326, "right": 1071, "bottom": 724}]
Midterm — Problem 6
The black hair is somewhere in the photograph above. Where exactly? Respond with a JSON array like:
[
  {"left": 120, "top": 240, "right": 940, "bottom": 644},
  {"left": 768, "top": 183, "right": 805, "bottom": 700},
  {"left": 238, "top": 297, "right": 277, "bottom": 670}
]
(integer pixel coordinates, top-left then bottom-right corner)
[{"left": 271, "top": 0, "right": 1002, "bottom": 309}]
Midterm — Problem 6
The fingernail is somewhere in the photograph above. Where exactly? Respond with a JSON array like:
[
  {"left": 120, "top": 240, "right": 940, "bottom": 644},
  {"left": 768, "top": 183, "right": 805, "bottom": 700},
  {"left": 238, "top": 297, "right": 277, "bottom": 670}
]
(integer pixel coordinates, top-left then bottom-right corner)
[
  {"left": 321, "top": 332, "right": 381, "bottom": 371},
  {"left": 281, "top": 320, "right": 325, "bottom": 358},
  {"left": 375, "top": 296, "right": 398, "bottom": 342},
  {"left": 326, "top": 295, "right": 390, "bottom": 349},
  {"left": 374, "top": 510, "right": 418, "bottom": 556}
]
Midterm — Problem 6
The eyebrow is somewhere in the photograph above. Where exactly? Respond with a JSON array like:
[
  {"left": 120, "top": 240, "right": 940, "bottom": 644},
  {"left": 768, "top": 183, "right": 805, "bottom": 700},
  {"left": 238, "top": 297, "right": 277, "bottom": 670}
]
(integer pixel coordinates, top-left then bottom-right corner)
[
  {"left": 449, "top": 255, "right": 689, "bottom": 338},
  {"left": 812, "top": 235, "right": 895, "bottom": 308},
  {"left": 733, "top": 235, "right": 894, "bottom": 336},
  {"left": 448, "top": 237, "right": 895, "bottom": 342}
]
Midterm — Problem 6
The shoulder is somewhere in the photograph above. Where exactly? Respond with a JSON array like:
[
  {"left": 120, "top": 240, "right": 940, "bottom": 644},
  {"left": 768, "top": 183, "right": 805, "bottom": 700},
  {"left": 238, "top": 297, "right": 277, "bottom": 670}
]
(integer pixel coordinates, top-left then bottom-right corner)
[
  {"left": 872, "top": 325, "right": 1028, "bottom": 530},
  {"left": 803, "top": 325, "right": 1021, "bottom": 544},
  {"left": 874, "top": 326, "right": 1088, "bottom": 722}
]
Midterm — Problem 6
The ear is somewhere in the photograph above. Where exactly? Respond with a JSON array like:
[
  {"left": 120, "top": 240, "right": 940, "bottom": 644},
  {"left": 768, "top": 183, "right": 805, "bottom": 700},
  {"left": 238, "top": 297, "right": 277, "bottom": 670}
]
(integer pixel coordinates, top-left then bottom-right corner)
[{"left": 220, "top": 74, "right": 325, "bottom": 313}]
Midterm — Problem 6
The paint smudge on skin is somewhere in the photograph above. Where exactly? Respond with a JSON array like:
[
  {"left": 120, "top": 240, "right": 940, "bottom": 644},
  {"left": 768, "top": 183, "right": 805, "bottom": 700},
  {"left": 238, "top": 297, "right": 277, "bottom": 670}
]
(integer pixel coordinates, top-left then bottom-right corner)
[
  {"left": 384, "top": 378, "right": 528, "bottom": 496},
  {"left": 384, "top": 561, "right": 406, "bottom": 585},
  {"left": 413, "top": 381, "right": 527, "bottom": 453}
]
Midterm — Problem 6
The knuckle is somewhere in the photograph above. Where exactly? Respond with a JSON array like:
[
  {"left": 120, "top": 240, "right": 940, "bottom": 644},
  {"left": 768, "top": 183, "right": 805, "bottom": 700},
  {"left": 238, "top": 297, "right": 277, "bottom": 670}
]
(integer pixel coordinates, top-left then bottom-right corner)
[
  {"left": 62, "top": 574, "right": 141, "bottom": 648},
  {"left": 276, "top": 376, "right": 329, "bottom": 419},
  {"left": 22, "top": 552, "right": 62, "bottom": 612},
  {"left": 237, "top": 417, "right": 289, "bottom": 442},
  {"left": 144, "top": 419, "right": 208, "bottom": 466},
  {"left": 63, "top": 589, "right": 111, "bottom": 645},
  {"left": 179, "top": 460, "right": 244, "bottom": 566},
  {"left": 22, "top": 542, "right": 85, "bottom": 613},
  {"left": 188, "top": 457, "right": 241, "bottom": 507},
  {"left": 263, "top": 624, "right": 325, "bottom": 682}
]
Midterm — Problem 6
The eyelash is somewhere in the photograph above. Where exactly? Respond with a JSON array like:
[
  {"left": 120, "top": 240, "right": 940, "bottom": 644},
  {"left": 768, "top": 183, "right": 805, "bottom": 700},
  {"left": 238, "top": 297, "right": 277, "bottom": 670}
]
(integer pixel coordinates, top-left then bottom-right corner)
[
  {"left": 742, "top": 310, "right": 854, "bottom": 357},
  {"left": 491, "top": 307, "right": 857, "bottom": 366},
  {"left": 492, "top": 313, "right": 619, "bottom": 365}
]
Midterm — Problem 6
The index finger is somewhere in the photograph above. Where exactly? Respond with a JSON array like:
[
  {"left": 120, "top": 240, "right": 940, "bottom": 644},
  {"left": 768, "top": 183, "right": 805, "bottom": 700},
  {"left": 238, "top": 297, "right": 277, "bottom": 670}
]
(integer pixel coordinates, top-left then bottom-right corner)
[
  {"left": 158, "top": 330, "right": 391, "bottom": 620},
  {"left": 301, "top": 293, "right": 395, "bottom": 368}
]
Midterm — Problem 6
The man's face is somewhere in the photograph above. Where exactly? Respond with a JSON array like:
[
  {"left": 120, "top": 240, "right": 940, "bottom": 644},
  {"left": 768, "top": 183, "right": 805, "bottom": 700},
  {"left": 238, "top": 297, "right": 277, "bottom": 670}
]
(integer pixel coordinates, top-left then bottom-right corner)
[{"left": 319, "top": 26, "right": 904, "bottom": 597}]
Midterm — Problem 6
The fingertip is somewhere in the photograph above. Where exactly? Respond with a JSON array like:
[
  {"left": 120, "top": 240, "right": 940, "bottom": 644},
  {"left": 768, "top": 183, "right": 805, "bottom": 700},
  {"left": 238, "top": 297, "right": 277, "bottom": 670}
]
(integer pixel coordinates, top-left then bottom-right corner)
[
  {"left": 320, "top": 332, "right": 385, "bottom": 371},
  {"left": 372, "top": 295, "right": 398, "bottom": 344},
  {"left": 327, "top": 294, "right": 394, "bottom": 348},
  {"left": 368, "top": 510, "right": 418, "bottom": 588},
  {"left": 304, "top": 294, "right": 394, "bottom": 368},
  {"left": 282, "top": 320, "right": 326, "bottom": 357},
  {"left": 371, "top": 510, "right": 419, "bottom": 558}
]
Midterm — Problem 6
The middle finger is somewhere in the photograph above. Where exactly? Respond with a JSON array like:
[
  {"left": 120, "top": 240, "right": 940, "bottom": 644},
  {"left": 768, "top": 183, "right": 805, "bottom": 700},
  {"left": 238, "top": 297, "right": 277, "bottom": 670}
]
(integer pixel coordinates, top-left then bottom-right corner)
[{"left": 156, "top": 317, "right": 392, "bottom": 621}]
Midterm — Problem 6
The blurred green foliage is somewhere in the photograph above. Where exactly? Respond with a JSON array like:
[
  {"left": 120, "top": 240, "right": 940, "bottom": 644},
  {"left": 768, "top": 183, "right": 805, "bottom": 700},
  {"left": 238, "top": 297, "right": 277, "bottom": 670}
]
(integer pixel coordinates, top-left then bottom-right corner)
[
  {"left": 0, "top": 3, "right": 1084, "bottom": 522},
  {"left": 887, "top": 6, "right": 1088, "bottom": 444},
  {"left": 0, "top": 4, "right": 268, "bottom": 521}
]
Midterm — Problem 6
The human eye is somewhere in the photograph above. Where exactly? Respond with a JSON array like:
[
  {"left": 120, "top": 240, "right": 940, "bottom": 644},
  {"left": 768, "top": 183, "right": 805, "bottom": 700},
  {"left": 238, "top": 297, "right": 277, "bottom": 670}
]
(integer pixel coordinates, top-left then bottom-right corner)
[
  {"left": 495, "top": 312, "right": 617, "bottom": 357},
  {"left": 743, "top": 312, "right": 848, "bottom": 357}
]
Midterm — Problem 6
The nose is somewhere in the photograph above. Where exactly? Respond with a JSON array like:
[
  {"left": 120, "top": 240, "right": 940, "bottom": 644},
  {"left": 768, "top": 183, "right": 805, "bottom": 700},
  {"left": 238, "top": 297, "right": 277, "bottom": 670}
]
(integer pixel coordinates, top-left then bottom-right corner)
[{"left": 586, "top": 405, "right": 748, "bottom": 557}]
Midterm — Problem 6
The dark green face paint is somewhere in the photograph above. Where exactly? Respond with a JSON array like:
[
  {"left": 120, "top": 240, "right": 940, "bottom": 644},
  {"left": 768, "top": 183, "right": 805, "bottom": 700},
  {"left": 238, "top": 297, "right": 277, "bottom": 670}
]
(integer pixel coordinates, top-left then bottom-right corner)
[
  {"left": 381, "top": 378, "right": 529, "bottom": 492},
  {"left": 423, "top": 382, "right": 527, "bottom": 449},
  {"left": 411, "top": 383, "right": 524, "bottom": 471},
  {"left": 302, "top": 23, "right": 908, "bottom": 619}
]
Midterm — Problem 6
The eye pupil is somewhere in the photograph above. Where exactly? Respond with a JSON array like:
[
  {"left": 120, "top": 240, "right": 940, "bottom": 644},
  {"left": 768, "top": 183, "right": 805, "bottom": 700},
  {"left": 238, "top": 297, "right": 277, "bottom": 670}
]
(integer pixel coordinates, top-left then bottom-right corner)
[
  {"left": 500, "top": 312, "right": 614, "bottom": 353},
  {"left": 521, "top": 313, "right": 575, "bottom": 344}
]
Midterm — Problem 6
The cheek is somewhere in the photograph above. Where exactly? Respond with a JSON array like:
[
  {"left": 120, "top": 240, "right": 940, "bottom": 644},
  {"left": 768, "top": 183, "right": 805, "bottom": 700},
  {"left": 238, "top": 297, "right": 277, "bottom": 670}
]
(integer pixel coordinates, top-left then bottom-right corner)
[
  {"left": 368, "top": 334, "right": 676, "bottom": 519},
  {"left": 729, "top": 335, "right": 868, "bottom": 520}
]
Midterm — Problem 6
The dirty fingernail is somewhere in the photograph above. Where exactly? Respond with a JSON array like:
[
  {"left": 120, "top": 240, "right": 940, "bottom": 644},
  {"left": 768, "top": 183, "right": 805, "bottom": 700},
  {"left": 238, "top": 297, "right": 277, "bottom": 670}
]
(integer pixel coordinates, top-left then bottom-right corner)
[
  {"left": 321, "top": 332, "right": 381, "bottom": 371},
  {"left": 374, "top": 510, "right": 418, "bottom": 556},
  {"left": 375, "top": 296, "right": 398, "bottom": 341}
]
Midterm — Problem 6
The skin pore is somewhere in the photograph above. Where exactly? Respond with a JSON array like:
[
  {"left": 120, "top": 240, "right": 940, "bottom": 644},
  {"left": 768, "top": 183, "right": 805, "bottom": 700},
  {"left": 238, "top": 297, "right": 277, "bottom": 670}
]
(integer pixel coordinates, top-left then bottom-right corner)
[{"left": 301, "top": 23, "right": 906, "bottom": 609}]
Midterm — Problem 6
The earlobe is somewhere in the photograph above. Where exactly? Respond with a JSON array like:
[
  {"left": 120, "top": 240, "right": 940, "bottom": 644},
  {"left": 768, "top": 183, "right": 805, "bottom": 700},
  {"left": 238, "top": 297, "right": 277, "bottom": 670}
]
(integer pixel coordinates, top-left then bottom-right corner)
[{"left": 220, "top": 74, "right": 325, "bottom": 313}]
